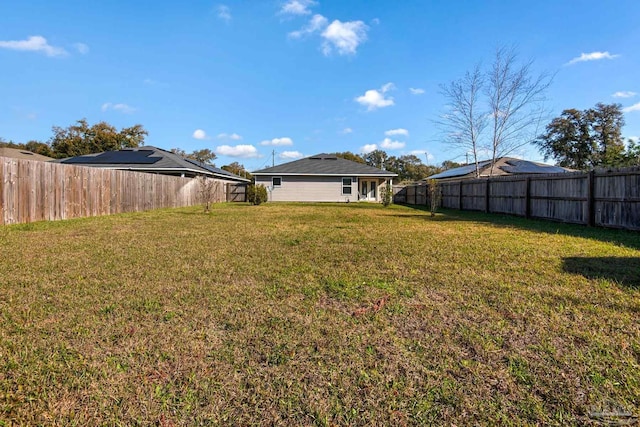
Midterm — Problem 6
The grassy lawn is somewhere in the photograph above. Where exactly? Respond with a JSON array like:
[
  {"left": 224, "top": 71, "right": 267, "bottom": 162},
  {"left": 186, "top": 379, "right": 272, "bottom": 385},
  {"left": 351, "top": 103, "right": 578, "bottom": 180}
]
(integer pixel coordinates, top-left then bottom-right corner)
[{"left": 1, "top": 203, "right": 639, "bottom": 425}]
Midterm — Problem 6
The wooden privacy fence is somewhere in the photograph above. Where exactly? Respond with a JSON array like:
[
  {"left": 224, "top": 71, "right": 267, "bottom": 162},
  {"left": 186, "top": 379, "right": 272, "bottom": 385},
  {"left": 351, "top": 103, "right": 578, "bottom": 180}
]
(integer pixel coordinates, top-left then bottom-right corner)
[
  {"left": 395, "top": 166, "right": 640, "bottom": 231},
  {"left": 0, "top": 156, "right": 230, "bottom": 225}
]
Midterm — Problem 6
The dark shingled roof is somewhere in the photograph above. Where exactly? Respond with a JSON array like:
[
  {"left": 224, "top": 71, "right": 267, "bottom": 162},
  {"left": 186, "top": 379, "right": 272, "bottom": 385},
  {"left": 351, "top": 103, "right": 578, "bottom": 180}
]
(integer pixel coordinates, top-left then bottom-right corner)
[
  {"left": 252, "top": 153, "right": 397, "bottom": 176},
  {"left": 427, "top": 157, "right": 572, "bottom": 180},
  {"left": 56, "top": 146, "right": 250, "bottom": 182}
]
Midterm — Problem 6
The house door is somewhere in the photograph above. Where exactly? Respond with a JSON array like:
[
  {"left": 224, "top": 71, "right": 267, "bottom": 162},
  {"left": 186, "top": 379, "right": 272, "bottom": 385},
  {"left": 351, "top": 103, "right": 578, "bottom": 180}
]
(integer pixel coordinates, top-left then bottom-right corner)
[
  {"left": 361, "top": 180, "right": 377, "bottom": 201},
  {"left": 368, "top": 181, "right": 377, "bottom": 200}
]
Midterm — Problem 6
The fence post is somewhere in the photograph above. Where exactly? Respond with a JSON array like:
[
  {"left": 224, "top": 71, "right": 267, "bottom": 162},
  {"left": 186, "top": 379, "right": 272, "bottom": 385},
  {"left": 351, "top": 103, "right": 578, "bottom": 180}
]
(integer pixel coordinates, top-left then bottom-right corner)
[
  {"left": 485, "top": 179, "right": 490, "bottom": 213},
  {"left": 458, "top": 181, "right": 463, "bottom": 210},
  {"left": 525, "top": 177, "right": 531, "bottom": 219},
  {"left": 587, "top": 170, "right": 595, "bottom": 226}
]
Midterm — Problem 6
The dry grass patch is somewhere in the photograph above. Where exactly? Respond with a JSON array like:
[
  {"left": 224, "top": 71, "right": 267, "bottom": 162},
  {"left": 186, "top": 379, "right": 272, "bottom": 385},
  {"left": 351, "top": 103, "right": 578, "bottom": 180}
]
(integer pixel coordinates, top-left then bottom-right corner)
[{"left": 1, "top": 203, "right": 639, "bottom": 425}]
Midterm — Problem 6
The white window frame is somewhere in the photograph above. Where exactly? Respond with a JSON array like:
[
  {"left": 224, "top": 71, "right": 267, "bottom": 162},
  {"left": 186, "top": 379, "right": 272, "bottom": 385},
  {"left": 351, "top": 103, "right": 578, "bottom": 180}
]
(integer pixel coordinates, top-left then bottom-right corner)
[
  {"left": 341, "top": 177, "right": 352, "bottom": 195},
  {"left": 272, "top": 176, "right": 282, "bottom": 187}
]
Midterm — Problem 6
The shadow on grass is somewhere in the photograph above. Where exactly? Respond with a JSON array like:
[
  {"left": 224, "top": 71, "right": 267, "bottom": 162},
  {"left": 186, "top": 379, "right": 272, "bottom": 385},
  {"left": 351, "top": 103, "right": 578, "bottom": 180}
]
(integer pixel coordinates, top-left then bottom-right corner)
[
  {"left": 563, "top": 257, "right": 640, "bottom": 289},
  {"left": 394, "top": 204, "right": 640, "bottom": 251}
]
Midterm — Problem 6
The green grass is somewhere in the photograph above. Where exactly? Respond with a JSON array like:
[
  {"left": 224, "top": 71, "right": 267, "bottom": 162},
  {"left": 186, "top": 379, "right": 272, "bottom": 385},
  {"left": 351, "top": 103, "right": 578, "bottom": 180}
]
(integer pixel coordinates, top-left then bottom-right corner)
[{"left": 1, "top": 202, "right": 639, "bottom": 425}]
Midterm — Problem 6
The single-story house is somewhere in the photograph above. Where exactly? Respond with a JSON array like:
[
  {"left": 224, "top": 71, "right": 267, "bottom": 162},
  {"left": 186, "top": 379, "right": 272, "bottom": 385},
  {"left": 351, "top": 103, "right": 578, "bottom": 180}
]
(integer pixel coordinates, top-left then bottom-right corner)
[
  {"left": 0, "top": 147, "right": 54, "bottom": 162},
  {"left": 252, "top": 153, "right": 397, "bottom": 202},
  {"left": 426, "top": 157, "right": 574, "bottom": 182},
  {"left": 57, "top": 146, "right": 250, "bottom": 184}
]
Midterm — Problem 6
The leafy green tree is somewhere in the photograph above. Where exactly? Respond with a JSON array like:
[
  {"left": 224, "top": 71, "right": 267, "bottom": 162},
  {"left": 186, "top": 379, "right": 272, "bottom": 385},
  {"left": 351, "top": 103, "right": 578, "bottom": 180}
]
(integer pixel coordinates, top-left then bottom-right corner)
[
  {"left": 590, "top": 103, "right": 626, "bottom": 166},
  {"left": 222, "top": 162, "right": 251, "bottom": 180},
  {"left": 24, "top": 141, "right": 54, "bottom": 157},
  {"left": 535, "top": 103, "right": 627, "bottom": 170},
  {"left": 329, "top": 151, "right": 365, "bottom": 163},
  {"left": 188, "top": 149, "right": 217, "bottom": 165},
  {"left": 50, "top": 119, "right": 147, "bottom": 158},
  {"left": 386, "top": 154, "right": 438, "bottom": 182},
  {"left": 170, "top": 148, "right": 217, "bottom": 165},
  {"left": 441, "top": 160, "right": 462, "bottom": 170},
  {"left": 622, "top": 138, "right": 640, "bottom": 166},
  {"left": 363, "top": 149, "right": 389, "bottom": 169}
]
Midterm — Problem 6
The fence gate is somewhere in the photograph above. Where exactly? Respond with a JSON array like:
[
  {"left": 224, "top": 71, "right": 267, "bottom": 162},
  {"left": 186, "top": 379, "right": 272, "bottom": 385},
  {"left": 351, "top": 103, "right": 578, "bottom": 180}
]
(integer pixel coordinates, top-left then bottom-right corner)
[{"left": 227, "top": 183, "right": 247, "bottom": 202}]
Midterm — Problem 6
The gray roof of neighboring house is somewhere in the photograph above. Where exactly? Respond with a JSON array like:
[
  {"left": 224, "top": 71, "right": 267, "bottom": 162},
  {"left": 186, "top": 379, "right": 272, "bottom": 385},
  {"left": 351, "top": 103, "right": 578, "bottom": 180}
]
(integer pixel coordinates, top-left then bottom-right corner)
[
  {"left": 427, "top": 157, "right": 573, "bottom": 180},
  {"left": 0, "top": 147, "right": 54, "bottom": 162},
  {"left": 252, "top": 153, "right": 397, "bottom": 176},
  {"left": 56, "top": 146, "right": 250, "bottom": 182}
]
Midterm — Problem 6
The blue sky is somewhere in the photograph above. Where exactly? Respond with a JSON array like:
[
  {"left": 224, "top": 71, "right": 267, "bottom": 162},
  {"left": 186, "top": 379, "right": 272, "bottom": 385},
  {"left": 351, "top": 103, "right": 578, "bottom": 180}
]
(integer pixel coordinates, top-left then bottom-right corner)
[{"left": 2, "top": 0, "right": 639, "bottom": 171}]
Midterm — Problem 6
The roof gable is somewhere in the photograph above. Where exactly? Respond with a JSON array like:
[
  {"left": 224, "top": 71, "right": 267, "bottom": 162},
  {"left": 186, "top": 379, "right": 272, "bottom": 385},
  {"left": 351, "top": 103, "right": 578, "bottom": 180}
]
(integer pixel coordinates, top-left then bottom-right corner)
[
  {"left": 57, "top": 146, "right": 250, "bottom": 182},
  {"left": 252, "top": 153, "right": 397, "bottom": 176},
  {"left": 427, "top": 157, "right": 573, "bottom": 180},
  {"left": 0, "top": 147, "right": 54, "bottom": 162}
]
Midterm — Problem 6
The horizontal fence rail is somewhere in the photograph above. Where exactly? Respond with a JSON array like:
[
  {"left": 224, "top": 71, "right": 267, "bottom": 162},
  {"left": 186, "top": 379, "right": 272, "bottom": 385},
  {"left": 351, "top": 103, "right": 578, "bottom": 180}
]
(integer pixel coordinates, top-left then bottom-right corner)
[
  {"left": 394, "top": 166, "right": 640, "bottom": 231},
  {"left": 0, "top": 156, "right": 237, "bottom": 225}
]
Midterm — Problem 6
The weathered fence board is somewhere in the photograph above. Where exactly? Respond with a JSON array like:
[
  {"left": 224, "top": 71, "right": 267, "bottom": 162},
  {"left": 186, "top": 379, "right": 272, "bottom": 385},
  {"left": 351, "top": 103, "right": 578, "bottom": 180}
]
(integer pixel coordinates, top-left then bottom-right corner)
[
  {"left": 0, "top": 156, "right": 234, "bottom": 225},
  {"left": 395, "top": 166, "right": 640, "bottom": 231}
]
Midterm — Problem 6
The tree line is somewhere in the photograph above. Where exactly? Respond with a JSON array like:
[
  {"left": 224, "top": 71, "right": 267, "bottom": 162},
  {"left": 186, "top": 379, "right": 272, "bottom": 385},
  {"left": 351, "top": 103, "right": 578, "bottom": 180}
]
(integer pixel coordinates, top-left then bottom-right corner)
[{"left": 329, "top": 150, "right": 459, "bottom": 182}]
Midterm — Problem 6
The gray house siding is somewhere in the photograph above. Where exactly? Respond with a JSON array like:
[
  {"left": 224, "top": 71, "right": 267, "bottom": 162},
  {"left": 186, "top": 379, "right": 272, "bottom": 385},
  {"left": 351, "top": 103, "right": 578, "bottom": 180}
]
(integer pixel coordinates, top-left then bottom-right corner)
[
  {"left": 256, "top": 175, "right": 387, "bottom": 202},
  {"left": 256, "top": 175, "right": 353, "bottom": 202}
]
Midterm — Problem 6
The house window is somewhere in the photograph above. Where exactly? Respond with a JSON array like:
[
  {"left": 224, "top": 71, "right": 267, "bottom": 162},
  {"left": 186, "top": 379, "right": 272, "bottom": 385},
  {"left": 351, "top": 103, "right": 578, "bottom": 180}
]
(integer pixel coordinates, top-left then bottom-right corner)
[
  {"left": 272, "top": 177, "right": 282, "bottom": 187},
  {"left": 342, "top": 177, "right": 352, "bottom": 195}
]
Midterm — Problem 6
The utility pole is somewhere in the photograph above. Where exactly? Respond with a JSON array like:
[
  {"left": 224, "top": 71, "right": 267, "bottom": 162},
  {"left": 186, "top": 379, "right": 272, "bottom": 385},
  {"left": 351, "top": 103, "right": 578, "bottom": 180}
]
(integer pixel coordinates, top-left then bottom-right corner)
[
  {"left": 466, "top": 152, "right": 469, "bottom": 165},
  {"left": 272, "top": 150, "right": 275, "bottom": 167}
]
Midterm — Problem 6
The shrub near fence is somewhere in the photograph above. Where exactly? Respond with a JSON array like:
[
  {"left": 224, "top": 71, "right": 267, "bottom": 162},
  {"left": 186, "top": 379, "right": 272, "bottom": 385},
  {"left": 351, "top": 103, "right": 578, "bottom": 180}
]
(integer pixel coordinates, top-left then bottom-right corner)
[
  {"left": 0, "top": 156, "right": 229, "bottom": 225},
  {"left": 394, "top": 166, "right": 640, "bottom": 231}
]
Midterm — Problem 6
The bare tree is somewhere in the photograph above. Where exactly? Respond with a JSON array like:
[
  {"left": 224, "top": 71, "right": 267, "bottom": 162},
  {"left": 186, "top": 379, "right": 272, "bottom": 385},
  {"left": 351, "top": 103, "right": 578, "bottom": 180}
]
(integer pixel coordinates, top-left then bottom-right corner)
[
  {"left": 197, "top": 175, "right": 219, "bottom": 213},
  {"left": 486, "top": 47, "right": 552, "bottom": 175},
  {"left": 438, "top": 64, "right": 486, "bottom": 177},
  {"left": 438, "top": 47, "right": 552, "bottom": 177}
]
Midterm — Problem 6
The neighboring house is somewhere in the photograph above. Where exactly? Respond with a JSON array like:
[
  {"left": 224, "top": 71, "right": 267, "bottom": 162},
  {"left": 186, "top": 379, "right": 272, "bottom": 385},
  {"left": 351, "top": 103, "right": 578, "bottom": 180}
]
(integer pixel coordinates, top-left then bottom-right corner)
[
  {"left": 252, "top": 153, "right": 397, "bottom": 202},
  {"left": 0, "top": 147, "right": 54, "bottom": 162},
  {"left": 57, "top": 146, "right": 250, "bottom": 183},
  {"left": 426, "top": 157, "right": 574, "bottom": 182}
]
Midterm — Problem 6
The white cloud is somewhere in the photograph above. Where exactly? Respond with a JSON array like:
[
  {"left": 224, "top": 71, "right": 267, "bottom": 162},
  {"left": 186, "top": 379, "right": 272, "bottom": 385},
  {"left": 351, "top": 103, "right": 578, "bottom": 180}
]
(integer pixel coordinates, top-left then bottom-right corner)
[
  {"left": 341, "top": 127, "right": 353, "bottom": 134},
  {"left": 217, "top": 5, "right": 231, "bottom": 21},
  {"left": 192, "top": 129, "right": 208, "bottom": 140},
  {"left": 385, "top": 128, "right": 409, "bottom": 137},
  {"left": 355, "top": 83, "right": 395, "bottom": 111},
  {"left": 0, "top": 35, "right": 67, "bottom": 57},
  {"left": 360, "top": 144, "right": 378, "bottom": 153},
  {"left": 280, "top": 0, "right": 316, "bottom": 15},
  {"left": 370, "top": 18, "right": 380, "bottom": 25},
  {"left": 612, "top": 91, "right": 637, "bottom": 98},
  {"left": 260, "top": 137, "right": 293, "bottom": 146},
  {"left": 74, "top": 43, "right": 89, "bottom": 54},
  {"left": 409, "top": 87, "right": 425, "bottom": 95},
  {"left": 622, "top": 102, "right": 640, "bottom": 113},
  {"left": 288, "top": 14, "right": 328, "bottom": 39},
  {"left": 379, "top": 138, "right": 405, "bottom": 150},
  {"left": 101, "top": 103, "right": 136, "bottom": 114},
  {"left": 215, "top": 144, "right": 261, "bottom": 158},
  {"left": 566, "top": 51, "right": 620, "bottom": 65},
  {"left": 279, "top": 150, "right": 304, "bottom": 159},
  {"left": 321, "top": 19, "right": 368, "bottom": 56},
  {"left": 217, "top": 132, "right": 243, "bottom": 140}
]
